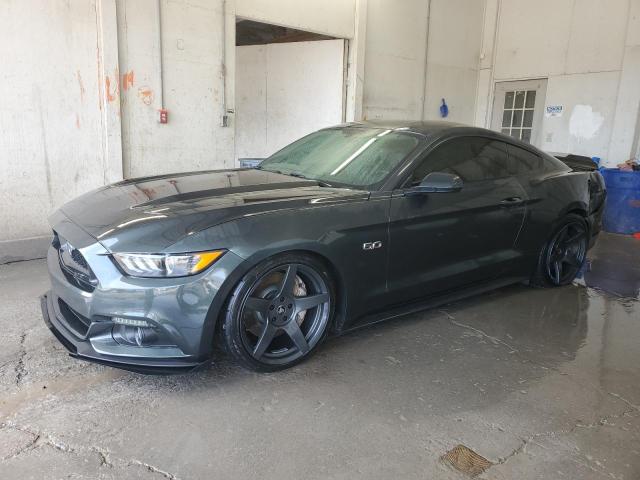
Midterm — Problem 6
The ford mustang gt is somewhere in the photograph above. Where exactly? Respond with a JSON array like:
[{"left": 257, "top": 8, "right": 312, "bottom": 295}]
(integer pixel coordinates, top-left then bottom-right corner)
[{"left": 41, "top": 121, "right": 606, "bottom": 373}]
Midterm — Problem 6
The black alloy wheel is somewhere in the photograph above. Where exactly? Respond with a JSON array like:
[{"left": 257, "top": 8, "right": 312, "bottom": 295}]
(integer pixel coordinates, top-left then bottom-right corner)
[
  {"left": 222, "top": 254, "right": 334, "bottom": 371},
  {"left": 533, "top": 214, "right": 588, "bottom": 287}
]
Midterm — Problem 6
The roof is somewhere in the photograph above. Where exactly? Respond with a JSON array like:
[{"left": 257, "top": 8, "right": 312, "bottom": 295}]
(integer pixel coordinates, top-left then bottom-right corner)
[
  {"left": 338, "top": 120, "right": 556, "bottom": 160},
  {"left": 342, "top": 120, "right": 479, "bottom": 137}
]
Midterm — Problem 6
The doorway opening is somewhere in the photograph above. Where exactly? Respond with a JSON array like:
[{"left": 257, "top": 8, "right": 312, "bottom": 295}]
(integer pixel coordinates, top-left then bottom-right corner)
[{"left": 235, "top": 19, "right": 347, "bottom": 166}]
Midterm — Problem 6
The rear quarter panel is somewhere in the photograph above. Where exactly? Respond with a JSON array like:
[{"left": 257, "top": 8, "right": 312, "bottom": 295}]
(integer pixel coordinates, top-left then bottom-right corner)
[{"left": 516, "top": 170, "right": 592, "bottom": 261}]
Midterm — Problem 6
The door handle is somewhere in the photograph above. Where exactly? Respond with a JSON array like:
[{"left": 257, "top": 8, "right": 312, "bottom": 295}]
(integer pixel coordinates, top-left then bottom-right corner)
[{"left": 500, "top": 196, "right": 523, "bottom": 207}]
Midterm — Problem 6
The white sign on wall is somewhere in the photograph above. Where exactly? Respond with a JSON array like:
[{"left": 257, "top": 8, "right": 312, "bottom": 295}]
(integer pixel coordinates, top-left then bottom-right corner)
[{"left": 545, "top": 105, "right": 564, "bottom": 117}]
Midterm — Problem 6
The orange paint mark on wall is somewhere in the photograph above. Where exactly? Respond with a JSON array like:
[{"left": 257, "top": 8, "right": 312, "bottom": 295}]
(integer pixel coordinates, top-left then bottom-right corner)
[
  {"left": 122, "top": 70, "right": 134, "bottom": 91},
  {"left": 76, "top": 70, "right": 86, "bottom": 103},
  {"left": 105, "top": 76, "right": 116, "bottom": 102},
  {"left": 138, "top": 86, "right": 154, "bottom": 106},
  {"left": 105, "top": 68, "right": 120, "bottom": 103},
  {"left": 75, "top": 113, "right": 81, "bottom": 129}
]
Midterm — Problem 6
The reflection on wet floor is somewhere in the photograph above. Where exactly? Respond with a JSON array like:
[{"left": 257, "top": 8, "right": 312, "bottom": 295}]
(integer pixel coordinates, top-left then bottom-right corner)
[{"left": 575, "top": 232, "right": 640, "bottom": 299}]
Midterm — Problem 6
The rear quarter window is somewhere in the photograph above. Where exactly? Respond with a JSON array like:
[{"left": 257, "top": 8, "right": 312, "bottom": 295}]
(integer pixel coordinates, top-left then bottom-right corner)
[{"left": 507, "top": 144, "right": 562, "bottom": 175}]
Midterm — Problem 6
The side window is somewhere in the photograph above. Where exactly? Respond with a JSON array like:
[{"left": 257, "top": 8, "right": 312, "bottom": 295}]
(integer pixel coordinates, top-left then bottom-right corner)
[
  {"left": 409, "top": 137, "right": 510, "bottom": 185},
  {"left": 507, "top": 144, "right": 555, "bottom": 175}
]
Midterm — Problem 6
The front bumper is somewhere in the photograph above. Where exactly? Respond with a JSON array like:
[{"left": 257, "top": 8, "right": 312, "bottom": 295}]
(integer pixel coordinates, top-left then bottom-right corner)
[
  {"left": 42, "top": 215, "right": 245, "bottom": 374},
  {"left": 41, "top": 294, "right": 209, "bottom": 374}
]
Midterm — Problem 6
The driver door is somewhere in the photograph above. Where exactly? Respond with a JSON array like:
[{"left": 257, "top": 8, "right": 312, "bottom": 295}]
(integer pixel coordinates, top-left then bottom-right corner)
[{"left": 387, "top": 136, "right": 527, "bottom": 304}]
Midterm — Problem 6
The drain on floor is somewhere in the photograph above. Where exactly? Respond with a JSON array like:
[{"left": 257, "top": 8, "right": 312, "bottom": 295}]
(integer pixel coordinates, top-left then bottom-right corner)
[{"left": 441, "top": 444, "right": 493, "bottom": 477}]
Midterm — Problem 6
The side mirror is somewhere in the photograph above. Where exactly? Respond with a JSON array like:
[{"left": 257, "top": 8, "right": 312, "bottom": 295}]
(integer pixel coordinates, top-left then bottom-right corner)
[{"left": 407, "top": 172, "right": 463, "bottom": 195}]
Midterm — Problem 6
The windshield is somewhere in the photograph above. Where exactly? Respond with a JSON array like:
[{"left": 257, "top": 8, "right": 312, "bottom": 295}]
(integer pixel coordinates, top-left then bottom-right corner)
[{"left": 258, "top": 127, "right": 421, "bottom": 189}]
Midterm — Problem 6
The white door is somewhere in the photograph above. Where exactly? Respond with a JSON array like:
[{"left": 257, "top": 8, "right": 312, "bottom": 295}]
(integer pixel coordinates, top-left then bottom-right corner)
[
  {"left": 491, "top": 79, "right": 547, "bottom": 147},
  {"left": 235, "top": 39, "right": 346, "bottom": 162}
]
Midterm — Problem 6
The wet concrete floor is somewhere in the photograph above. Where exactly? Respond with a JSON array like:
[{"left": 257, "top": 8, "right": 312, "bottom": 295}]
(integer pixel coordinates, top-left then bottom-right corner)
[{"left": 0, "top": 232, "right": 638, "bottom": 479}]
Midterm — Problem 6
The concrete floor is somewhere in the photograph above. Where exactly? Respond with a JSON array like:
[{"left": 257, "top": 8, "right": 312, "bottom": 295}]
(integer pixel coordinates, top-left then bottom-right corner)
[{"left": 1, "top": 233, "right": 638, "bottom": 480}]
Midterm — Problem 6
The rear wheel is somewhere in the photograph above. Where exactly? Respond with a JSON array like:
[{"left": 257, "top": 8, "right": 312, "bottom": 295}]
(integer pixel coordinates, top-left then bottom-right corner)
[
  {"left": 222, "top": 253, "right": 334, "bottom": 372},
  {"left": 531, "top": 214, "right": 588, "bottom": 287}
]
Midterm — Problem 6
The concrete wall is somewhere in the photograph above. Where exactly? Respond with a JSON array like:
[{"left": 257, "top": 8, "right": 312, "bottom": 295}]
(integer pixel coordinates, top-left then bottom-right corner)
[
  {"left": 361, "top": 0, "right": 430, "bottom": 121},
  {"left": 235, "top": 40, "right": 345, "bottom": 160},
  {"left": 0, "top": 0, "right": 122, "bottom": 263},
  {"left": 117, "top": 0, "right": 232, "bottom": 178},
  {"left": 235, "top": 0, "right": 355, "bottom": 38},
  {"left": 476, "top": 0, "right": 640, "bottom": 166},
  {"left": 361, "top": 0, "right": 485, "bottom": 125},
  {"left": 0, "top": 0, "right": 359, "bottom": 262},
  {"left": 422, "top": 0, "right": 484, "bottom": 123},
  {"left": 117, "top": 0, "right": 357, "bottom": 179}
]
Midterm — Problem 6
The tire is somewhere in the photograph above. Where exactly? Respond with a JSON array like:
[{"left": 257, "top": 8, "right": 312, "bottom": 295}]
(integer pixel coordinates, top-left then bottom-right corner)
[
  {"left": 531, "top": 214, "right": 589, "bottom": 287},
  {"left": 221, "top": 252, "right": 335, "bottom": 372}
]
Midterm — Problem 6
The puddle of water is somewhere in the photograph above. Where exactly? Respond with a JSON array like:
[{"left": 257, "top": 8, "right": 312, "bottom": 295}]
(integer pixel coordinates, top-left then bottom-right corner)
[{"left": 574, "top": 234, "right": 640, "bottom": 300}]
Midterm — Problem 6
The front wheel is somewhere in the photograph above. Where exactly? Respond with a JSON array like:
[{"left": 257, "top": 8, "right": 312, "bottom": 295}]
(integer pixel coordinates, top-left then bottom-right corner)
[
  {"left": 221, "top": 253, "right": 334, "bottom": 372},
  {"left": 531, "top": 214, "right": 588, "bottom": 287}
]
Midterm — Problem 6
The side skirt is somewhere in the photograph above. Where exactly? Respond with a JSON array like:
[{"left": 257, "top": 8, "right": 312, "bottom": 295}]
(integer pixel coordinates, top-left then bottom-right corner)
[{"left": 338, "top": 276, "right": 528, "bottom": 335}]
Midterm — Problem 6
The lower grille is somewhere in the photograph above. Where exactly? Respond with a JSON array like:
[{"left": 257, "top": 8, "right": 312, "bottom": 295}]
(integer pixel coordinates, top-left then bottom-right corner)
[{"left": 58, "top": 299, "right": 91, "bottom": 337}]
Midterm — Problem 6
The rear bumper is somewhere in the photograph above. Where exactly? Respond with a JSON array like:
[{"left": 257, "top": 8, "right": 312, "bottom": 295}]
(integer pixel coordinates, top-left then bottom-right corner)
[
  {"left": 41, "top": 294, "right": 209, "bottom": 374},
  {"left": 588, "top": 201, "right": 605, "bottom": 250}
]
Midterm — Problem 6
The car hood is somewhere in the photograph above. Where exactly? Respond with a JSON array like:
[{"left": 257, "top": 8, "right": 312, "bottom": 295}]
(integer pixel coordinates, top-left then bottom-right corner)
[{"left": 56, "top": 169, "right": 369, "bottom": 253}]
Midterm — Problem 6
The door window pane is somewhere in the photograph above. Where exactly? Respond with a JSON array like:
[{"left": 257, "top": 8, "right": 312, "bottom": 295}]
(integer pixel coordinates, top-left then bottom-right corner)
[
  {"left": 512, "top": 110, "right": 523, "bottom": 128},
  {"left": 504, "top": 91, "right": 514, "bottom": 109},
  {"left": 410, "top": 137, "right": 511, "bottom": 184},
  {"left": 514, "top": 91, "right": 525, "bottom": 108},
  {"left": 525, "top": 90, "right": 536, "bottom": 108},
  {"left": 521, "top": 129, "right": 532, "bottom": 143},
  {"left": 510, "top": 128, "right": 521, "bottom": 140},
  {"left": 523, "top": 110, "right": 534, "bottom": 128},
  {"left": 502, "top": 110, "right": 512, "bottom": 128}
]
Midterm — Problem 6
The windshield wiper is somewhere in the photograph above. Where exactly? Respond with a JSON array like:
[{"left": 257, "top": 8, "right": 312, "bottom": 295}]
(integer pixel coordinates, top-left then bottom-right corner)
[{"left": 289, "top": 171, "right": 333, "bottom": 188}]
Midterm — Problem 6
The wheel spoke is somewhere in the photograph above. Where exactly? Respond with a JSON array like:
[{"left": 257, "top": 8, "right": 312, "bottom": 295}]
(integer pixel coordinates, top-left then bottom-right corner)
[
  {"left": 252, "top": 323, "right": 277, "bottom": 358},
  {"left": 294, "top": 293, "right": 329, "bottom": 312},
  {"left": 245, "top": 297, "right": 270, "bottom": 314},
  {"left": 563, "top": 254, "right": 582, "bottom": 267},
  {"left": 556, "top": 226, "right": 569, "bottom": 244},
  {"left": 283, "top": 321, "right": 310, "bottom": 354},
  {"left": 553, "top": 260, "right": 561, "bottom": 284},
  {"left": 563, "top": 229, "right": 584, "bottom": 246},
  {"left": 279, "top": 264, "right": 298, "bottom": 296}
]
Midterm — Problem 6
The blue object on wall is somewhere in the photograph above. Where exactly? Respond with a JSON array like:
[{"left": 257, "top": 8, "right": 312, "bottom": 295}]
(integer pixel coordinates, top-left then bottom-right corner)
[
  {"left": 439, "top": 98, "right": 449, "bottom": 118},
  {"left": 600, "top": 168, "right": 640, "bottom": 234}
]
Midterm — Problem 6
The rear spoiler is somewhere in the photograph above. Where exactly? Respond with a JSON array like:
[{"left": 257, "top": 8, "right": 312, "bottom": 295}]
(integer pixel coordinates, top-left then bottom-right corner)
[{"left": 553, "top": 153, "right": 598, "bottom": 171}]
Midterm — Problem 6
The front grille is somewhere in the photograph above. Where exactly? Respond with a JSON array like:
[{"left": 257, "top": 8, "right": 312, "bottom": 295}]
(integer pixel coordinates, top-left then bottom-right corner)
[
  {"left": 52, "top": 232, "right": 61, "bottom": 249},
  {"left": 71, "top": 248, "right": 90, "bottom": 270},
  {"left": 52, "top": 231, "right": 97, "bottom": 292},
  {"left": 58, "top": 298, "right": 91, "bottom": 337}
]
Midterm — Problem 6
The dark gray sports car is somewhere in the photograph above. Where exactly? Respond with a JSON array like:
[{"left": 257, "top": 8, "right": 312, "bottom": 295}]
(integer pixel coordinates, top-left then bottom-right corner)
[{"left": 42, "top": 121, "right": 606, "bottom": 373}]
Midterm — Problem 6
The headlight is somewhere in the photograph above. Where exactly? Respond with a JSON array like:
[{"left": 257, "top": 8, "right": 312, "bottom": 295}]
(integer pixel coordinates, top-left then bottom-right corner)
[{"left": 112, "top": 250, "right": 225, "bottom": 278}]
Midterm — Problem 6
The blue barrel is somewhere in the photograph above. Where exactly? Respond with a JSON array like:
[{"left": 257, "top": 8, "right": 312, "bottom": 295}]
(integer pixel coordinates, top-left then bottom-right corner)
[{"left": 600, "top": 168, "right": 640, "bottom": 234}]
